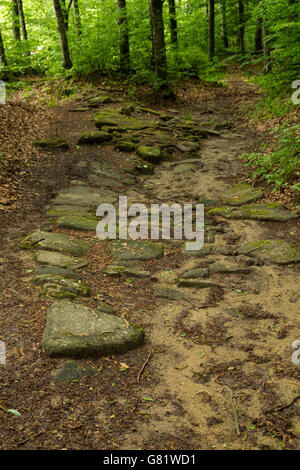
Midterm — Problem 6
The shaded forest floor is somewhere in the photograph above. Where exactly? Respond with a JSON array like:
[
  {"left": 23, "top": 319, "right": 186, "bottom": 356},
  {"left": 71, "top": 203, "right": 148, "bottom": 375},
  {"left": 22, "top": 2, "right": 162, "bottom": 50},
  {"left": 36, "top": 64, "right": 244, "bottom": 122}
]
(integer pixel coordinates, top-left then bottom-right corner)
[{"left": 0, "top": 70, "right": 300, "bottom": 450}]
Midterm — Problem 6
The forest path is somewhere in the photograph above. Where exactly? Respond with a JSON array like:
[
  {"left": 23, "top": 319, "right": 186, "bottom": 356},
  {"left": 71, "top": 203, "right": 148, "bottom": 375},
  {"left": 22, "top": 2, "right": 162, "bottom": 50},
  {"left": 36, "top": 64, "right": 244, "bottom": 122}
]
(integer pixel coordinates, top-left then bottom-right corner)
[{"left": 0, "top": 75, "right": 300, "bottom": 450}]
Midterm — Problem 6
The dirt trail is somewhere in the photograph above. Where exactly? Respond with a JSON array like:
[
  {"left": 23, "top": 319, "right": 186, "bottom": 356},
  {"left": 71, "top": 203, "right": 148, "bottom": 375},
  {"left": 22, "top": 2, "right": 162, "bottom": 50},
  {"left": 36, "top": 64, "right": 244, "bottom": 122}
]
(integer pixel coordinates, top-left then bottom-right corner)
[{"left": 0, "top": 75, "right": 299, "bottom": 450}]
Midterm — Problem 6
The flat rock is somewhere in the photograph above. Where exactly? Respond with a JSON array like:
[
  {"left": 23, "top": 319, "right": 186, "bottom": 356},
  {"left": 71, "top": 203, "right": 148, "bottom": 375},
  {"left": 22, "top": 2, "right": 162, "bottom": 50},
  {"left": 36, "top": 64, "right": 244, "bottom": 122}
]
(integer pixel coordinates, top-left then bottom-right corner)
[
  {"left": 154, "top": 287, "right": 183, "bottom": 300},
  {"left": 223, "top": 183, "right": 263, "bottom": 206},
  {"left": 34, "top": 275, "right": 89, "bottom": 298},
  {"left": 87, "top": 174, "right": 124, "bottom": 190},
  {"left": 35, "top": 250, "right": 87, "bottom": 270},
  {"left": 238, "top": 240, "right": 300, "bottom": 265},
  {"left": 174, "top": 163, "right": 197, "bottom": 174},
  {"left": 109, "top": 239, "right": 163, "bottom": 260},
  {"left": 52, "top": 360, "right": 97, "bottom": 383},
  {"left": 137, "top": 145, "right": 162, "bottom": 163},
  {"left": 176, "top": 141, "right": 200, "bottom": 153},
  {"left": 41, "top": 301, "right": 145, "bottom": 357},
  {"left": 54, "top": 185, "right": 117, "bottom": 208},
  {"left": 115, "top": 141, "right": 137, "bottom": 152},
  {"left": 182, "top": 268, "right": 209, "bottom": 279},
  {"left": 95, "top": 109, "right": 155, "bottom": 131},
  {"left": 33, "top": 137, "right": 69, "bottom": 149},
  {"left": 178, "top": 279, "right": 224, "bottom": 288},
  {"left": 46, "top": 205, "right": 94, "bottom": 218},
  {"left": 96, "top": 302, "right": 115, "bottom": 314},
  {"left": 208, "top": 263, "right": 250, "bottom": 274},
  {"left": 21, "top": 230, "right": 93, "bottom": 255},
  {"left": 183, "top": 245, "right": 212, "bottom": 257},
  {"left": 135, "top": 160, "right": 154, "bottom": 174},
  {"left": 56, "top": 215, "right": 98, "bottom": 231},
  {"left": 87, "top": 95, "right": 113, "bottom": 106},
  {"left": 34, "top": 265, "right": 80, "bottom": 280},
  {"left": 78, "top": 130, "right": 112, "bottom": 144},
  {"left": 208, "top": 203, "right": 298, "bottom": 221}
]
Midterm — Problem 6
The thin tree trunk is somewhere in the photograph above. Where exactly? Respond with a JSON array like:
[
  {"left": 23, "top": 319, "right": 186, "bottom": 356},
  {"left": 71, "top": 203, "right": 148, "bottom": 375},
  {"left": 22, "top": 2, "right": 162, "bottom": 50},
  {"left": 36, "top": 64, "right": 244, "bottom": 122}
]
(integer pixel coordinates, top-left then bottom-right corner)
[
  {"left": 0, "top": 27, "right": 7, "bottom": 66},
  {"left": 60, "top": 0, "right": 69, "bottom": 31},
  {"left": 148, "top": 0, "right": 155, "bottom": 69},
  {"left": 73, "top": 0, "right": 82, "bottom": 37},
  {"left": 237, "top": 0, "right": 245, "bottom": 54},
  {"left": 150, "top": 0, "right": 168, "bottom": 83},
  {"left": 208, "top": 0, "right": 215, "bottom": 61},
  {"left": 220, "top": 0, "right": 228, "bottom": 49},
  {"left": 117, "top": 0, "right": 130, "bottom": 74},
  {"left": 17, "top": 0, "right": 28, "bottom": 40},
  {"left": 168, "top": 0, "right": 178, "bottom": 48},
  {"left": 263, "top": 25, "right": 271, "bottom": 72},
  {"left": 53, "top": 0, "right": 72, "bottom": 69},
  {"left": 255, "top": 18, "right": 263, "bottom": 54},
  {"left": 11, "top": 0, "right": 20, "bottom": 40}
]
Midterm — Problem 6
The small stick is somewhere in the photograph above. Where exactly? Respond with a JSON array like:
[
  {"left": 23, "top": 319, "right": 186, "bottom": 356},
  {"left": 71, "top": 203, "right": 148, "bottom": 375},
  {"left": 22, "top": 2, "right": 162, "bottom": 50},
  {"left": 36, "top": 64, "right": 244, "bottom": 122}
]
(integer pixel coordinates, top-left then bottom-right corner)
[
  {"left": 224, "top": 386, "right": 240, "bottom": 436},
  {"left": 137, "top": 352, "right": 153, "bottom": 384}
]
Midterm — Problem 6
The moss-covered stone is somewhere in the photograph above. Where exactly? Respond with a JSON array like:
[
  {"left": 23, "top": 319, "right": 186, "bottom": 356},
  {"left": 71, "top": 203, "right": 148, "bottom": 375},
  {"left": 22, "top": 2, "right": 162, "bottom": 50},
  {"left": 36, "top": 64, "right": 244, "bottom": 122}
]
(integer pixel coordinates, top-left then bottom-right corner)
[
  {"left": 33, "top": 137, "right": 69, "bottom": 150},
  {"left": 183, "top": 245, "right": 212, "bottom": 257},
  {"left": 87, "top": 95, "right": 113, "bottom": 107},
  {"left": 137, "top": 145, "right": 161, "bottom": 163},
  {"left": 34, "top": 265, "right": 80, "bottom": 280},
  {"left": 35, "top": 250, "right": 87, "bottom": 270},
  {"left": 38, "top": 276, "right": 90, "bottom": 298},
  {"left": 78, "top": 130, "right": 112, "bottom": 145},
  {"left": 182, "top": 268, "right": 209, "bottom": 279},
  {"left": 176, "top": 141, "right": 200, "bottom": 153},
  {"left": 41, "top": 301, "right": 145, "bottom": 357},
  {"left": 208, "top": 203, "right": 298, "bottom": 221},
  {"left": 208, "top": 263, "right": 250, "bottom": 274},
  {"left": 56, "top": 215, "right": 98, "bottom": 231},
  {"left": 178, "top": 279, "right": 224, "bottom": 288},
  {"left": 109, "top": 239, "right": 163, "bottom": 260},
  {"left": 96, "top": 302, "right": 115, "bottom": 314},
  {"left": 54, "top": 185, "right": 117, "bottom": 208},
  {"left": 154, "top": 287, "right": 183, "bottom": 300},
  {"left": 238, "top": 239, "right": 300, "bottom": 265},
  {"left": 21, "top": 230, "right": 93, "bottom": 255},
  {"left": 115, "top": 141, "right": 137, "bottom": 152},
  {"left": 103, "top": 265, "right": 126, "bottom": 277},
  {"left": 135, "top": 160, "right": 154, "bottom": 174},
  {"left": 87, "top": 174, "right": 124, "bottom": 190},
  {"left": 223, "top": 183, "right": 263, "bottom": 206},
  {"left": 46, "top": 205, "right": 94, "bottom": 218},
  {"left": 95, "top": 109, "right": 155, "bottom": 131},
  {"left": 52, "top": 360, "right": 97, "bottom": 383},
  {"left": 174, "top": 163, "right": 197, "bottom": 174}
]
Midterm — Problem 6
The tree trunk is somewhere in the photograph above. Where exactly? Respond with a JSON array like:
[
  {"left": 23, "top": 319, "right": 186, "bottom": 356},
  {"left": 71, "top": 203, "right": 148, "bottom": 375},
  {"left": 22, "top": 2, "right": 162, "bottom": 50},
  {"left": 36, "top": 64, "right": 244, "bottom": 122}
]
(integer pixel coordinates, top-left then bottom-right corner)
[
  {"left": 255, "top": 18, "right": 263, "bottom": 54},
  {"left": 237, "top": 0, "right": 245, "bottom": 54},
  {"left": 168, "top": 0, "right": 178, "bottom": 48},
  {"left": 17, "top": 0, "right": 28, "bottom": 40},
  {"left": 148, "top": 0, "right": 155, "bottom": 68},
  {"left": 53, "top": 0, "right": 72, "bottom": 69},
  {"left": 60, "top": 0, "right": 69, "bottom": 31},
  {"left": 220, "top": 0, "right": 228, "bottom": 49},
  {"left": 208, "top": 0, "right": 215, "bottom": 61},
  {"left": 73, "top": 0, "right": 82, "bottom": 37},
  {"left": 0, "top": 27, "right": 7, "bottom": 66},
  {"left": 11, "top": 0, "right": 20, "bottom": 40},
  {"left": 117, "top": 0, "right": 130, "bottom": 74},
  {"left": 150, "top": 0, "right": 168, "bottom": 82},
  {"left": 263, "top": 25, "right": 271, "bottom": 72}
]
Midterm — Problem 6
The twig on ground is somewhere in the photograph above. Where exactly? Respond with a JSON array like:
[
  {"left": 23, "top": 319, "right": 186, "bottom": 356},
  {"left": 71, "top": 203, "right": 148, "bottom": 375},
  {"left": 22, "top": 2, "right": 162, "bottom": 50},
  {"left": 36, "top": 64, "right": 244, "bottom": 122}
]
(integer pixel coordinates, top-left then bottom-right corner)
[
  {"left": 137, "top": 352, "right": 153, "bottom": 385},
  {"left": 224, "top": 386, "right": 240, "bottom": 436}
]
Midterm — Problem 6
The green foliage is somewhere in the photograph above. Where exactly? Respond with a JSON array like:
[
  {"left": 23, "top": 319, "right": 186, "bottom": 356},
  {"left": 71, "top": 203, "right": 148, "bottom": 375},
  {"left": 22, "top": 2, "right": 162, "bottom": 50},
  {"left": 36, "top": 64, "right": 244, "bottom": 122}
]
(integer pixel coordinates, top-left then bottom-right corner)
[
  {"left": 240, "top": 125, "right": 300, "bottom": 191},
  {"left": 0, "top": 0, "right": 299, "bottom": 95}
]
